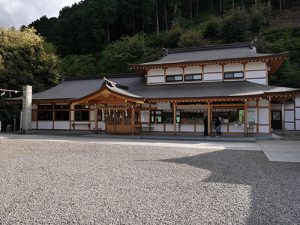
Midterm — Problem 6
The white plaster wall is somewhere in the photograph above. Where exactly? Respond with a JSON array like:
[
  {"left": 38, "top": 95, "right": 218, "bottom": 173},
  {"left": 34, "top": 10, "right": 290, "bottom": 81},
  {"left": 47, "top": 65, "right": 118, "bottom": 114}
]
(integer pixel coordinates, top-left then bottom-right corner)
[
  {"left": 152, "top": 124, "right": 164, "bottom": 132},
  {"left": 148, "top": 76, "right": 164, "bottom": 84},
  {"left": 166, "top": 67, "right": 183, "bottom": 75},
  {"left": 247, "top": 101, "right": 257, "bottom": 107},
  {"left": 296, "top": 121, "right": 300, "bottom": 130},
  {"left": 285, "top": 111, "right": 294, "bottom": 122},
  {"left": 31, "top": 121, "right": 37, "bottom": 129},
  {"left": 247, "top": 78, "right": 267, "bottom": 85},
  {"left": 195, "top": 124, "right": 204, "bottom": 132},
  {"left": 73, "top": 122, "right": 90, "bottom": 130},
  {"left": 247, "top": 108, "right": 257, "bottom": 123},
  {"left": 295, "top": 95, "right": 300, "bottom": 106},
  {"left": 285, "top": 123, "right": 294, "bottom": 131},
  {"left": 54, "top": 121, "right": 69, "bottom": 130},
  {"left": 90, "top": 110, "right": 95, "bottom": 121},
  {"left": 245, "top": 70, "right": 266, "bottom": 79},
  {"left": 70, "top": 105, "right": 75, "bottom": 120},
  {"left": 258, "top": 108, "right": 269, "bottom": 124},
  {"left": 271, "top": 104, "right": 281, "bottom": 110},
  {"left": 38, "top": 121, "right": 52, "bottom": 129},
  {"left": 224, "top": 63, "right": 243, "bottom": 72},
  {"left": 245, "top": 62, "right": 266, "bottom": 70},
  {"left": 180, "top": 124, "right": 194, "bottom": 132},
  {"left": 165, "top": 124, "right": 179, "bottom": 132},
  {"left": 185, "top": 66, "right": 202, "bottom": 74},
  {"left": 258, "top": 99, "right": 269, "bottom": 107},
  {"left": 148, "top": 68, "right": 164, "bottom": 76},
  {"left": 203, "top": 73, "right": 223, "bottom": 81},
  {"left": 229, "top": 124, "right": 244, "bottom": 132},
  {"left": 203, "top": 64, "right": 222, "bottom": 73},
  {"left": 285, "top": 102, "right": 294, "bottom": 110},
  {"left": 296, "top": 108, "right": 300, "bottom": 119},
  {"left": 259, "top": 125, "right": 269, "bottom": 133}
]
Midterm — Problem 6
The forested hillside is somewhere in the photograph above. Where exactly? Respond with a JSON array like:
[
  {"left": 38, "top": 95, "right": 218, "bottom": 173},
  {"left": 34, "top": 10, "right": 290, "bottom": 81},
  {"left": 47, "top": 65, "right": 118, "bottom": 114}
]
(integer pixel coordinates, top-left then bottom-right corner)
[{"left": 25, "top": 0, "right": 300, "bottom": 88}]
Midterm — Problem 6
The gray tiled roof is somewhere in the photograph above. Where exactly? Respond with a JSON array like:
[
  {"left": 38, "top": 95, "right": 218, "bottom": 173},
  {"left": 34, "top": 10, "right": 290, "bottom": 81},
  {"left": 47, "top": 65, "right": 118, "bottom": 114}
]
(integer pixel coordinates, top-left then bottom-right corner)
[
  {"left": 140, "top": 43, "right": 272, "bottom": 65},
  {"left": 29, "top": 74, "right": 298, "bottom": 101}
]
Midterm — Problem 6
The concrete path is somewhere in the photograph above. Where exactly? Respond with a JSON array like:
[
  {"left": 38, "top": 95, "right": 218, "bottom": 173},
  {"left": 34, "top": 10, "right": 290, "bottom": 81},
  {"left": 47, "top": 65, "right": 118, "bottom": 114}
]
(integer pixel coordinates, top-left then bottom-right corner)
[{"left": 259, "top": 140, "right": 300, "bottom": 163}]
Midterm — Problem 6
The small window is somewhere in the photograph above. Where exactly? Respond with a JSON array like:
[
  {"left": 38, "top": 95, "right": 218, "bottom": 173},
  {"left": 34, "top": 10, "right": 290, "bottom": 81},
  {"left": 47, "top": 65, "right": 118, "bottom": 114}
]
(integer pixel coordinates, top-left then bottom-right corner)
[
  {"left": 151, "top": 110, "right": 162, "bottom": 123},
  {"left": 184, "top": 74, "right": 202, "bottom": 81},
  {"left": 75, "top": 105, "right": 89, "bottom": 109},
  {"left": 166, "top": 75, "right": 183, "bottom": 82},
  {"left": 54, "top": 105, "right": 70, "bottom": 110},
  {"left": 224, "top": 72, "right": 244, "bottom": 79},
  {"left": 38, "top": 105, "right": 53, "bottom": 110},
  {"left": 75, "top": 111, "right": 89, "bottom": 121},
  {"left": 38, "top": 111, "right": 53, "bottom": 120},
  {"left": 55, "top": 111, "right": 70, "bottom": 121}
]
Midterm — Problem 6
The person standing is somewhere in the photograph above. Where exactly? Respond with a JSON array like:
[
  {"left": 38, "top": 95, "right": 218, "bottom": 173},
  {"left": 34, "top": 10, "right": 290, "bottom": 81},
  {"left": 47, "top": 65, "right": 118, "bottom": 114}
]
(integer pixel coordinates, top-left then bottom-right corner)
[
  {"left": 215, "top": 116, "right": 222, "bottom": 137},
  {"left": 203, "top": 115, "right": 208, "bottom": 136}
]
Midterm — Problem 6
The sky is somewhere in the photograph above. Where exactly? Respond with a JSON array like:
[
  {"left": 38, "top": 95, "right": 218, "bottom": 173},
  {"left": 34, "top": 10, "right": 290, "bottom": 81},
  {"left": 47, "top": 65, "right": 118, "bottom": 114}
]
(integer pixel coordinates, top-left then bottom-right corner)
[{"left": 0, "top": 0, "right": 80, "bottom": 28}]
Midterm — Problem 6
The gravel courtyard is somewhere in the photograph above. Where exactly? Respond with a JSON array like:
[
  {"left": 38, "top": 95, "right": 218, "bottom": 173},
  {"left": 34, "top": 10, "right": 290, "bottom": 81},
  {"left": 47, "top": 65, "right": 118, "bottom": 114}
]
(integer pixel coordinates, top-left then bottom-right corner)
[{"left": 0, "top": 137, "right": 299, "bottom": 225}]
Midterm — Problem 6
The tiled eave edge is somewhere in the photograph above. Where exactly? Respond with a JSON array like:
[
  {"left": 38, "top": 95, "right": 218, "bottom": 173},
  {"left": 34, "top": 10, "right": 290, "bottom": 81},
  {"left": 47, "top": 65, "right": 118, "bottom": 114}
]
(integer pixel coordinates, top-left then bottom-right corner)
[
  {"left": 128, "top": 52, "right": 288, "bottom": 70},
  {"left": 146, "top": 90, "right": 300, "bottom": 103},
  {"left": 6, "top": 98, "right": 73, "bottom": 104}
]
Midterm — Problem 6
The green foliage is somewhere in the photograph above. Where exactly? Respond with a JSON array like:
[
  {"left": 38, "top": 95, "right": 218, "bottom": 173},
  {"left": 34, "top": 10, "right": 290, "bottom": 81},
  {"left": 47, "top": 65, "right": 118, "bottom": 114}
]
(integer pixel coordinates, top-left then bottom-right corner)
[
  {"left": 179, "top": 30, "right": 203, "bottom": 47},
  {"left": 222, "top": 8, "right": 252, "bottom": 43},
  {"left": 250, "top": 4, "right": 272, "bottom": 34},
  {"left": 0, "top": 28, "right": 60, "bottom": 92},
  {"left": 257, "top": 27, "right": 300, "bottom": 88},
  {"left": 203, "top": 17, "right": 222, "bottom": 39},
  {"left": 58, "top": 54, "right": 99, "bottom": 76},
  {"left": 100, "top": 34, "right": 160, "bottom": 73}
]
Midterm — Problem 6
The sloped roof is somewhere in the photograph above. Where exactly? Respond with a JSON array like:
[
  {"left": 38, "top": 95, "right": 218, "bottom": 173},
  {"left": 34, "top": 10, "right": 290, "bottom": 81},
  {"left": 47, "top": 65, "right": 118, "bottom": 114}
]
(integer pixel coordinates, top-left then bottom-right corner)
[
  {"left": 26, "top": 74, "right": 299, "bottom": 102},
  {"left": 129, "top": 43, "right": 287, "bottom": 69}
]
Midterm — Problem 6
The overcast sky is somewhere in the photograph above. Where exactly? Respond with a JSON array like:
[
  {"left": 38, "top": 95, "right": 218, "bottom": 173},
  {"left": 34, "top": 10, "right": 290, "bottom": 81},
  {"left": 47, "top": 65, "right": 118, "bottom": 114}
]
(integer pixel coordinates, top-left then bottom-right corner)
[{"left": 0, "top": 0, "right": 80, "bottom": 28}]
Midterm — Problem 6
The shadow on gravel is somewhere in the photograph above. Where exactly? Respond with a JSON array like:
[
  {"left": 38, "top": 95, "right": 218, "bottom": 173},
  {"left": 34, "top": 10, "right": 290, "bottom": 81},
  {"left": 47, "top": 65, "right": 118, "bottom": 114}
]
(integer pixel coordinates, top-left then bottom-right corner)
[{"left": 160, "top": 150, "right": 300, "bottom": 225}]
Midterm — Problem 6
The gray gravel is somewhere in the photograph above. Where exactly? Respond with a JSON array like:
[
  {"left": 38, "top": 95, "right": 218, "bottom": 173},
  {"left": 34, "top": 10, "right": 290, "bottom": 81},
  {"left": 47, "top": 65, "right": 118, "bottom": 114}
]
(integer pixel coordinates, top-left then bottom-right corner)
[{"left": 0, "top": 138, "right": 299, "bottom": 225}]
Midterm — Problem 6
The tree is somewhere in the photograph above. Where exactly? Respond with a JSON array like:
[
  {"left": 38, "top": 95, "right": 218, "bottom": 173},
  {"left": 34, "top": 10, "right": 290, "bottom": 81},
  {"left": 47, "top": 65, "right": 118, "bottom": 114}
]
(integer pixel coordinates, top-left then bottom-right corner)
[
  {"left": 58, "top": 54, "right": 99, "bottom": 77},
  {"left": 179, "top": 30, "right": 204, "bottom": 47},
  {"left": 100, "top": 34, "right": 159, "bottom": 73},
  {"left": 0, "top": 28, "right": 60, "bottom": 92},
  {"left": 0, "top": 28, "right": 60, "bottom": 131},
  {"left": 222, "top": 8, "right": 251, "bottom": 42},
  {"left": 204, "top": 17, "right": 222, "bottom": 39}
]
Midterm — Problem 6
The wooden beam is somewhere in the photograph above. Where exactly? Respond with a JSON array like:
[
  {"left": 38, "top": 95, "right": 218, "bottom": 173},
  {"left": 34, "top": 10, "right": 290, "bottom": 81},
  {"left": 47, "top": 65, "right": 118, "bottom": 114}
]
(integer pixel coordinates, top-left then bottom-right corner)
[
  {"left": 95, "top": 107, "right": 98, "bottom": 133},
  {"left": 131, "top": 106, "right": 135, "bottom": 134},
  {"left": 208, "top": 102, "right": 211, "bottom": 136},
  {"left": 173, "top": 102, "right": 176, "bottom": 135},
  {"left": 244, "top": 101, "right": 248, "bottom": 136}
]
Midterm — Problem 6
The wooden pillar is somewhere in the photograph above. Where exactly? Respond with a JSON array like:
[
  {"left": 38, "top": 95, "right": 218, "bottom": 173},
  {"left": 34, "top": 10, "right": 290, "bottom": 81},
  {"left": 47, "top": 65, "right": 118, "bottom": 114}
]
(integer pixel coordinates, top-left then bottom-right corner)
[
  {"left": 256, "top": 99, "right": 259, "bottom": 133},
  {"left": 268, "top": 97, "right": 272, "bottom": 133},
  {"left": 208, "top": 102, "right": 212, "bottom": 136},
  {"left": 131, "top": 106, "right": 135, "bottom": 134},
  {"left": 281, "top": 102, "right": 285, "bottom": 135},
  {"left": 52, "top": 104, "right": 55, "bottom": 130},
  {"left": 173, "top": 102, "right": 176, "bottom": 135},
  {"left": 95, "top": 106, "right": 98, "bottom": 133},
  {"left": 149, "top": 103, "right": 151, "bottom": 132},
  {"left": 244, "top": 100, "right": 248, "bottom": 136}
]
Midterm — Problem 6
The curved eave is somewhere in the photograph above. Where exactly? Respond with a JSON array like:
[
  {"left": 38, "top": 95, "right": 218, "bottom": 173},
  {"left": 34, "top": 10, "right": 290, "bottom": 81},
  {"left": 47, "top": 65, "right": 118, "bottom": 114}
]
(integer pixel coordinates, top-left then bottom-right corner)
[
  {"left": 129, "top": 52, "right": 288, "bottom": 72},
  {"left": 71, "top": 84, "right": 145, "bottom": 104}
]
